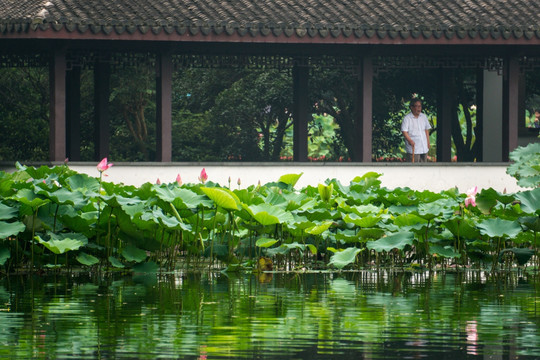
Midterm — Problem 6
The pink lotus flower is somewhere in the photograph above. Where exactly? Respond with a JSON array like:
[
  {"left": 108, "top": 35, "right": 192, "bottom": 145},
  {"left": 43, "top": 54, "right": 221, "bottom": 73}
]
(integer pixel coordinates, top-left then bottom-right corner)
[
  {"left": 198, "top": 168, "right": 208, "bottom": 184},
  {"left": 156, "top": 178, "right": 161, "bottom": 185},
  {"left": 176, "top": 174, "right": 182, "bottom": 185},
  {"left": 97, "top": 158, "right": 113, "bottom": 173},
  {"left": 464, "top": 186, "right": 478, "bottom": 207}
]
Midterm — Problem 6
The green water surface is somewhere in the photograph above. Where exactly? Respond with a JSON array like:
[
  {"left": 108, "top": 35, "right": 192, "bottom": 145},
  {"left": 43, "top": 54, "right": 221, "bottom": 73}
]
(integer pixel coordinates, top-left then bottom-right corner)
[{"left": 0, "top": 271, "right": 538, "bottom": 359}]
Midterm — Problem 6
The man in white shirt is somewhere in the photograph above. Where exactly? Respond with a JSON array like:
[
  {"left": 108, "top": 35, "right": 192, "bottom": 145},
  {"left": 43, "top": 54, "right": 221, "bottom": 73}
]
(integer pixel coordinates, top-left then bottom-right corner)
[{"left": 401, "top": 98, "right": 431, "bottom": 162}]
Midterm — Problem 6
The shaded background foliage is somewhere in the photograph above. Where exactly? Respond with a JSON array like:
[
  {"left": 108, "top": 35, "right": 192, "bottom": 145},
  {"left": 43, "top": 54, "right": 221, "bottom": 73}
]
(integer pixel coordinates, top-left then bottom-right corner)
[{"left": 0, "top": 62, "right": 538, "bottom": 162}]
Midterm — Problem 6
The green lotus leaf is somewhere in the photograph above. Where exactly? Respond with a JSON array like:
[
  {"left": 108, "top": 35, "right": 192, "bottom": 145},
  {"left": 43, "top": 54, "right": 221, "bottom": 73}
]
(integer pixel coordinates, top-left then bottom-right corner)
[
  {"left": 201, "top": 187, "right": 239, "bottom": 210},
  {"left": 477, "top": 218, "right": 522, "bottom": 238},
  {"left": 245, "top": 203, "right": 294, "bottom": 226},
  {"left": 278, "top": 173, "right": 303, "bottom": 187},
  {"left": 318, "top": 183, "right": 334, "bottom": 202},
  {"left": 109, "top": 256, "right": 125, "bottom": 268},
  {"left": 76, "top": 252, "right": 100, "bottom": 266},
  {"left": 35, "top": 233, "right": 86, "bottom": 255},
  {"left": 305, "top": 221, "right": 333, "bottom": 235},
  {"left": 429, "top": 244, "right": 461, "bottom": 258},
  {"left": 357, "top": 228, "right": 386, "bottom": 240},
  {"left": 416, "top": 199, "right": 456, "bottom": 220},
  {"left": 498, "top": 248, "right": 535, "bottom": 265},
  {"left": 393, "top": 213, "right": 428, "bottom": 228},
  {"left": 515, "top": 188, "right": 540, "bottom": 214},
  {"left": 0, "top": 203, "right": 18, "bottom": 220},
  {"left": 38, "top": 187, "right": 86, "bottom": 207},
  {"left": 366, "top": 232, "right": 414, "bottom": 253},
  {"left": 11, "top": 188, "right": 50, "bottom": 211},
  {"left": 65, "top": 174, "right": 100, "bottom": 193},
  {"left": 328, "top": 247, "right": 362, "bottom": 269},
  {"left": 518, "top": 216, "right": 540, "bottom": 232},
  {"left": 0, "top": 221, "right": 26, "bottom": 238},
  {"left": 443, "top": 218, "right": 481, "bottom": 239},
  {"left": 335, "top": 229, "right": 359, "bottom": 243},
  {"left": 0, "top": 246, "right": 10, "bottom": 265},
  {"left": 255, "top": 238, "right": 278, "bottom": 248},
  {"left": 122, "top": 244, "right": 148, "bottom": 263},
  {"left": 343, "top": 213, "right": 381, "bottom": 228}
]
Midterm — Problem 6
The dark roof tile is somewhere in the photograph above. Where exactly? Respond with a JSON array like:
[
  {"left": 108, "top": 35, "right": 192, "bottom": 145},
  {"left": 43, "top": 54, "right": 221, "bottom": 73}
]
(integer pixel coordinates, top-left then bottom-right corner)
[{"left": 1, "top": 0, "right": 539, "bottom": 41}]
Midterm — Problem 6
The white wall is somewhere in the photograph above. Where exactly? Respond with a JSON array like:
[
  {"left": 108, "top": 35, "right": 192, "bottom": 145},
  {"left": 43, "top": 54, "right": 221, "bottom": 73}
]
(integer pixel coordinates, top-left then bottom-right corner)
[{"left": 61, "top": 163, "right": 522, "bottom": 193}]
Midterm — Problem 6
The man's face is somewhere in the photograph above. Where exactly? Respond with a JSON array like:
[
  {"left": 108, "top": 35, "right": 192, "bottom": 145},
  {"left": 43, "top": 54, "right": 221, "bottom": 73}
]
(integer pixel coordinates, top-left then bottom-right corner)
[{"left": 411, "top": 101, "right": 422, "bottom": 116}]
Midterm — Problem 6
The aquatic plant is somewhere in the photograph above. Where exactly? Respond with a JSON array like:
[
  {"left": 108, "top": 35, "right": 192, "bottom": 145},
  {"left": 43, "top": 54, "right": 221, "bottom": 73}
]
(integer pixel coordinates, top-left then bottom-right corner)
[{"left": 0, "top": 157, "right": 538, "bottom": 274}]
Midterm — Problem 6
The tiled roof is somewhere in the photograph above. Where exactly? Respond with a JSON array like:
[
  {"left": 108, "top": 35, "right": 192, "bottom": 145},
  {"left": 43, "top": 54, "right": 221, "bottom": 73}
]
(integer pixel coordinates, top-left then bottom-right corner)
[{"left": 1, "top": 0, "right": 539, "bottom": 42}]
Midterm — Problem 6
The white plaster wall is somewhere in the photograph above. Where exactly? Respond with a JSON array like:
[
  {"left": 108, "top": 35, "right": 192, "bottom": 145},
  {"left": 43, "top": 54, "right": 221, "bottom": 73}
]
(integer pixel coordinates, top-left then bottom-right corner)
[
  {"left": 60, "top": 163, "right": 522, "bottom": 194},
  {"left": 483, "top": 70, "right": 503, "bottom": 162}
]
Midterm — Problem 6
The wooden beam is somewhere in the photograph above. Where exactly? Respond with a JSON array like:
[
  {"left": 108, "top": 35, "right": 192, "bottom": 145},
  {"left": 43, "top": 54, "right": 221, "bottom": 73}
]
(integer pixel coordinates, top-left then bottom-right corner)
[
  {"left": 436, "top": 69, "right": 453, "bottom": 162},
  {"left": 354, "top": 56, "right": 373, "bottom": 162},
  {"left": 66, "top": 66, "right": 81, "bottom": 161},
  {"left": 94, "top": 59, "right": 110, "bottom": 161},
  {"left": 156, "top": 52, "right": 173, "bottom": 162},
  {"left": 49, "top": 47, "right": 66, "bottom": 162},
  {"left": 293, "top": 64, "right": 309, "bottom": 162},
  {"left": 502, "top": 57, "right": 519, "bottom": 162}
]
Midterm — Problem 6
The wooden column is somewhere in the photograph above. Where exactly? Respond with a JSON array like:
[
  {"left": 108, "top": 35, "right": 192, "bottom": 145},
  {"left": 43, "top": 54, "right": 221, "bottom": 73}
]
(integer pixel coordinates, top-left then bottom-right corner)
[
  {"left": 94, "top": 59, "right": 110, "bottom": 161},
  {"left": 293, "top": 64, "right": 309, "bottom": 162},
  {"left": 49, "top": 48, "right": 66, "bottom": 162},
  {"left": 436, "top": 69, "right": 453, "bottom": 162},
  {"left": 474, "top": 68, "right": 484, "bottom": 162},
  {"left": 156, "top": 52, "right": 173, "bottom": 162},
  {"left": 353, "top": 56, "right": 373, "bottom": 162},
  {"left": 66, "top": 66, "right": 81, "bottom": 161},
  {"left": 502, "top": 57, "right": 519, "bottom": 162}
]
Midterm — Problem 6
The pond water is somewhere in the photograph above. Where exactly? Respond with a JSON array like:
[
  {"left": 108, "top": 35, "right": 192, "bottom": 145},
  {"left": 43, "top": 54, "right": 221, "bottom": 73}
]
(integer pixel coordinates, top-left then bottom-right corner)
[{"left": 0, "top": 271, "right": 538, "bottom": 359}]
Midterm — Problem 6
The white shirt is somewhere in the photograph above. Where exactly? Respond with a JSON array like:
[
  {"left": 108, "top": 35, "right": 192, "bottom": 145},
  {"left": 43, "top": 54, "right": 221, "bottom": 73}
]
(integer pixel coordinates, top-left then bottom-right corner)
[{"left": 401, "top": 112, "right": 431, "bottom": 154}]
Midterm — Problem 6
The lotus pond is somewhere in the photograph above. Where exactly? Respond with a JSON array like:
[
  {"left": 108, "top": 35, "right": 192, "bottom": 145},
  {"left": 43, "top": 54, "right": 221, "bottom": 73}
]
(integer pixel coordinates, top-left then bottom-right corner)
[{"left": 0, "top": 270, "right": 539, "bottom": 359}]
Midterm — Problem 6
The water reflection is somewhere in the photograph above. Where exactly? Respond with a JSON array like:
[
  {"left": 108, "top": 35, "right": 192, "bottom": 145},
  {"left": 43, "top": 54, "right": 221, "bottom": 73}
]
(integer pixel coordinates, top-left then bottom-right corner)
[{"left": 0, "top": 270, "right": 538, "bottom": 359}]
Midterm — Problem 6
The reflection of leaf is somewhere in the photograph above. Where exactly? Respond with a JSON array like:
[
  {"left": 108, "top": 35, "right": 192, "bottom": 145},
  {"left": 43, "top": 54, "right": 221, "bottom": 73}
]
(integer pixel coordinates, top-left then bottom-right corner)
[
  {"left": 133, "top": 261, "right": 158, "bottom": 273},
  {"left": 328, "top": 247, "right": 362, "bottom": 269},
  {"left": 367, "top": 232, "right": 414, "bottom": 253}
]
